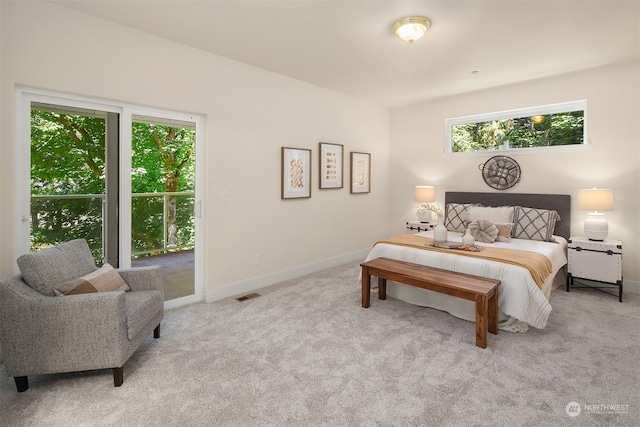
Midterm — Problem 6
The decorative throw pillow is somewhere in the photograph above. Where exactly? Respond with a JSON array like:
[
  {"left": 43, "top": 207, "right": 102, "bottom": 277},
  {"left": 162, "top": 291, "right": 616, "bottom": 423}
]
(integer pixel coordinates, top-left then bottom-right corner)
[
  {"left": 467, "top": 206, "right": 515, "bottom": 224},
  {"left": 494, "top": 223, "right": 514, "bottom": 242},
  {"left": 468, "top": 219, "right": 499, "bottom": 243},
  {"left": 512, "top": 206, "right": 560, "bottom": 242},
  {"left": 54, "top": 263, "right": 130, "bottom": 296},
  {"left": 444, "top": 203, "right": 481, "bottom": 232}
]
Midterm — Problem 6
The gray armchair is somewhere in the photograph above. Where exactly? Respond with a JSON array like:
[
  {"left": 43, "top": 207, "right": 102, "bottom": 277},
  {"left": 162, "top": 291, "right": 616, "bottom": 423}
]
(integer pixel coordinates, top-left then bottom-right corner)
[{"left": 0, "top": 239, "right": 164, "bottom": 392}]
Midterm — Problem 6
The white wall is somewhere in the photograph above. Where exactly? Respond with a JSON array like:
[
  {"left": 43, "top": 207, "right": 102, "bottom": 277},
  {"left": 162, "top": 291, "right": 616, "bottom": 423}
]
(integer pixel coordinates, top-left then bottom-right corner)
[
  {"left": 390, "top": 61, "right": 640, "bottom": 290},
  {"left": 0, "top": 2, "right": 392, "bottom": 298}
]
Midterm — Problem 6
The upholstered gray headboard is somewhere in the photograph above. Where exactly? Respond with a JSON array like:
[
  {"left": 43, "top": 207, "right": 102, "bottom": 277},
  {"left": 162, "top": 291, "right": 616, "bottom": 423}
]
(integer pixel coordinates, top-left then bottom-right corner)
[{"left": 444, "top": 192, "right": 571, "bottom": 240}]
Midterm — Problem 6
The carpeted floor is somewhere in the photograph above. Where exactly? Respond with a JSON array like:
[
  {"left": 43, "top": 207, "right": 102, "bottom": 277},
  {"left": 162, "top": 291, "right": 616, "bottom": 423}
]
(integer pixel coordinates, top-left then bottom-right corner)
[{"left": 1, "top": 261, "right": 638, "bottom": 426}]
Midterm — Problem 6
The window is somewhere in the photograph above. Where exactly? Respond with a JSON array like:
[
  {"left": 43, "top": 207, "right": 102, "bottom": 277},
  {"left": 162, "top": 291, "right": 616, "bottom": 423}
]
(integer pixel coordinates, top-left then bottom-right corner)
[{"left": 446, "top": 100, "right": 586, "bottom": 154}]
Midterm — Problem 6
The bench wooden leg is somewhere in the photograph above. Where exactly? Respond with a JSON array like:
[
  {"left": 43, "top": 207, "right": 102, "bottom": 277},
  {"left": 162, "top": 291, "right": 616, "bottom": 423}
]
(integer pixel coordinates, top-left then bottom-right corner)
[
  {"left": 361, "top": 267, "right": 371, "bottom": 308},
  {"left": 475, "top": 294, "right": 488, "bottom": 349},
  {"left": 378, "top": 277, "right": 386, "bottom": 300},
  {"left": 488, "top": 286, "right": 499, "bottom": 336}
]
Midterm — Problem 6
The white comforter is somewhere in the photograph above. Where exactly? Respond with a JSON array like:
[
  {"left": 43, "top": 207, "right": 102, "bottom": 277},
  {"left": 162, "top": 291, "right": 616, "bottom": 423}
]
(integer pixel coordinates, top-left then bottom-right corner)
[{"left": 363, "top": 230, "right": 568, "bottom": 329}]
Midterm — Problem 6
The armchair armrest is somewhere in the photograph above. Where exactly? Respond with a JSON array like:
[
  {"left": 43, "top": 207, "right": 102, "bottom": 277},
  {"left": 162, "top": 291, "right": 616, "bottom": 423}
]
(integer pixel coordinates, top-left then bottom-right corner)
[{"left": 117, "top": 266, "right": 163, "bottom": 294}]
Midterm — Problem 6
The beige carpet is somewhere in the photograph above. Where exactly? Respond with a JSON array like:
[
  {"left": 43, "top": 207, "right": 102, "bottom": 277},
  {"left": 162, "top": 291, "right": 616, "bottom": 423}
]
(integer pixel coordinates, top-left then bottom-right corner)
[{"left": 1, "top": 261, "right": 638, "bottom": 426}]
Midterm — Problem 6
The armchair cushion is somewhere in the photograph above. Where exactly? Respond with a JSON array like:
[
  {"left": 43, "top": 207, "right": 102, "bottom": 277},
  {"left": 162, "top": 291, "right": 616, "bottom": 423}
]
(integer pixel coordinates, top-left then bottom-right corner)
[
  {"left": 53, "top": 263, "right": 130, "bottom": 296},
  {"left": 17, "top": 239, "right": 98, "bottom": 296}
]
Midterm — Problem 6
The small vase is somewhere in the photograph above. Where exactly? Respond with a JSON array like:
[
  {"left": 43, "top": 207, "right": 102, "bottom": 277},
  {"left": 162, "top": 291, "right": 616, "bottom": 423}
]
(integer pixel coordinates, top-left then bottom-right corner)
[
  {"left": 462, "top": 229, "right": 475, "bottom": 246},
  {"left": 433, "top": 215, "right": 448, "bottom": 243}
]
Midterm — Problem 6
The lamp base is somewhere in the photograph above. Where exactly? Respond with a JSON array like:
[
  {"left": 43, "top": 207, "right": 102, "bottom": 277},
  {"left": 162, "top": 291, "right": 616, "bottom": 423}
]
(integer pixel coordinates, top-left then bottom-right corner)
[
  {"left": 416, "top": 207, "right": 432, "bottom": 223},
  {"left": 584, "top": 213, "right": 608, "bottom": 241}
]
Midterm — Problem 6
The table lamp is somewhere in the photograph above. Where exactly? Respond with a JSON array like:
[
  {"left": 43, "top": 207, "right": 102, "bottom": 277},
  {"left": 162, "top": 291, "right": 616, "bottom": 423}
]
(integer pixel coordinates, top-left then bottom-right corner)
[
  {"left": 414, "top": 186, "right": 435, "bottom": 223},
  {"left": 577, "top": 188, "right": 614, "bottom": 241}
]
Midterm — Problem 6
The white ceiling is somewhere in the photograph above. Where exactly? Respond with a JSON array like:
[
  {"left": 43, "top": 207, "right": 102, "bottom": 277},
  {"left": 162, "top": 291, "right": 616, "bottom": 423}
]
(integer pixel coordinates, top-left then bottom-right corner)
[{"left": 53, "top": 0, "right": 639, "bottom": 107}]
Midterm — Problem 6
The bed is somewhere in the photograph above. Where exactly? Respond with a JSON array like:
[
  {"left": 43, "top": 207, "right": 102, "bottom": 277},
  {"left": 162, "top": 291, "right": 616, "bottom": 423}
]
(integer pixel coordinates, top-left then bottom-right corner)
[{"left": 363, "top": 192, "right": 571, "bottom": 331}]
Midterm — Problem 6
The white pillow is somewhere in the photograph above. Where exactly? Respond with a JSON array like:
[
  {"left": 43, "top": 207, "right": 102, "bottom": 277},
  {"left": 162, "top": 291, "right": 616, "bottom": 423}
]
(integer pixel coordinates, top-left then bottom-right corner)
[{"left": 467, "top": 206, "right": 514, "bottom": 224}]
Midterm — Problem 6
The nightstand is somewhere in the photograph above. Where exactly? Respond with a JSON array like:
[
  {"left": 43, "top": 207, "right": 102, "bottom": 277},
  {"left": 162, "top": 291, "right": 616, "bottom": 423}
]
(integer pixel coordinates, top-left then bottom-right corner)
[
  {"left": 406, "top": 221, "right": 435, "bottom": 234},
  {"left": 566, "top": 236, "right": 623, "bottom": 302}
]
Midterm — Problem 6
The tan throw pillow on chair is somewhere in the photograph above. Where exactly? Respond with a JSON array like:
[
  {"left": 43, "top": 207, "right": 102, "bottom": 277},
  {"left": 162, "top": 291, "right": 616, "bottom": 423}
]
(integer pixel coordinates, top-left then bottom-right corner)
[{"left": 54, "top": 263, "right": 130, "bottom": 296}]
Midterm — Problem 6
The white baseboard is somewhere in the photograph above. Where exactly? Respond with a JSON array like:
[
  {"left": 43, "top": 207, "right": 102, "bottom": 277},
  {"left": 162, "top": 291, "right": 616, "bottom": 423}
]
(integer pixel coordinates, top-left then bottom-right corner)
[{"left": 206, "top": 249, "right": 370, "bottom": 303}]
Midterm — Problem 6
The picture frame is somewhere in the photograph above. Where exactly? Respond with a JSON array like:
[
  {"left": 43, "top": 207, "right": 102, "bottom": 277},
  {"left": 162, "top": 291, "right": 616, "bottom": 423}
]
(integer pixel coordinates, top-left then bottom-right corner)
[
  {"left": 350, "top": 151, "right": 371, "bottom": 194},
  {"left": 281, "top": 147, "right": 312, "bottom": 199},
  {"left": 319, "top": 142, "right": 343, "bottom": 189}
]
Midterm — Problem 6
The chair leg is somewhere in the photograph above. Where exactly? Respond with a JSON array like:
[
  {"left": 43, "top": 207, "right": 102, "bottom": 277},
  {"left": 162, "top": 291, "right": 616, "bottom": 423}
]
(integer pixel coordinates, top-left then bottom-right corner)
[
  {"left": 15, "top": 376, "right": 28, "bottom": 392},
  {"left": 113, "top": 367, "right": 123, "bottom": 387},
  {"left": 154, "top": 324, "right": 160, "bottom": 339}
]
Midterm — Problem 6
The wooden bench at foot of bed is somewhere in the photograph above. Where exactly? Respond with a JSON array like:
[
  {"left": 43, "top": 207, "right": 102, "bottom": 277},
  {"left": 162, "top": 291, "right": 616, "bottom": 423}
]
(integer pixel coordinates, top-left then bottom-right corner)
[{"left": 360, "top": 257, "right": 501, "bottom": 349}]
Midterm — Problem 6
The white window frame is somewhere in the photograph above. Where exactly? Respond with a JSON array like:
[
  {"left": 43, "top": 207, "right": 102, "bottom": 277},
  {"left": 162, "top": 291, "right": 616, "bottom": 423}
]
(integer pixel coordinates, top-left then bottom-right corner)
[{"left": 444, "top": 100, "right": 588, "bottom": 156}]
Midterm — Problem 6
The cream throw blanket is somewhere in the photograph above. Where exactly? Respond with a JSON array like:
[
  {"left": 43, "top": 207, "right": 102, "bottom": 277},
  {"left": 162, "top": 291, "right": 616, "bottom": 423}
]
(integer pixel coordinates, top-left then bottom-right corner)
[{"left": 374, "top": 234, "right": 552, "bottom": 288}]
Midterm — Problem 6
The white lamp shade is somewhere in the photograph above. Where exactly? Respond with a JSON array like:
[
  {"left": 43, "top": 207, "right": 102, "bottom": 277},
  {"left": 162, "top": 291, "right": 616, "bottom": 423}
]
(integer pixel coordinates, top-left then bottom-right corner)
[
  {"left": 577, "top": 188, "right": 614, "bottom": 212},
  {"left": 414, "top": 186, "right": 435, "bottom": 203}
]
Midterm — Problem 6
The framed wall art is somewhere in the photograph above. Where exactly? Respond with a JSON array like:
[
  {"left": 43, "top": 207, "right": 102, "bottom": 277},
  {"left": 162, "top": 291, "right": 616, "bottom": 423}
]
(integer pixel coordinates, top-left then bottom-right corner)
[
  {"left": 281, "top": 147, "right": 311, "bottom": 199},
  {"left": 319, "top": 142, "right": 343, "bottom": 189},
  {"left": 350, "top": 151, "right": 370, "bottom": 194}
]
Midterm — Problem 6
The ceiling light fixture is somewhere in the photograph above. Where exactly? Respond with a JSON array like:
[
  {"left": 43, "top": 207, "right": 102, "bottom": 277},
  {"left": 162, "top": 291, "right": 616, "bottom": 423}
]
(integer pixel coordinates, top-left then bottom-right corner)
[{"left": 392, "top": 16, "right": 431, "bottom": 44}]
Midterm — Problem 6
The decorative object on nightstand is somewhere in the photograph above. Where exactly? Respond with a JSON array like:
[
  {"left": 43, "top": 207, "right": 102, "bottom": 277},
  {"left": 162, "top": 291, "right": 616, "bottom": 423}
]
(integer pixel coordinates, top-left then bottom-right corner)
[
  {"left": 413, "top": 185, "right": 446, "bottom": 243},
  {"left": 414, "top": 185, "right": 436, "bottom": 223},
  {"left": 577, "top": 188, "right": 614, "bottom": 241},
  {"left": 567, "top": 236, "right": 623, "bottom": 302}
]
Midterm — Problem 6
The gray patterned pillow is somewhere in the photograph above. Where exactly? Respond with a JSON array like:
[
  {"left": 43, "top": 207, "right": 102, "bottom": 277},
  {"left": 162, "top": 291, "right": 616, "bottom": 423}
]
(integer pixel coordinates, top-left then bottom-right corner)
[
  {"left": 444, "top": 203, "right": 482, "bottom": 232},
  {"left": 512, "top": 206, "right": 560, "bottom": 242}
]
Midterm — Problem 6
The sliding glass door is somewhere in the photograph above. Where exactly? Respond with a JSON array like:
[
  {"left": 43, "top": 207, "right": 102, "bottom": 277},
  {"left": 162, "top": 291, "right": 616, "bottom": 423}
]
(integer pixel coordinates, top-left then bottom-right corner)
[{"left": 129, "top": 115, "right": 197, "bottom": 301}]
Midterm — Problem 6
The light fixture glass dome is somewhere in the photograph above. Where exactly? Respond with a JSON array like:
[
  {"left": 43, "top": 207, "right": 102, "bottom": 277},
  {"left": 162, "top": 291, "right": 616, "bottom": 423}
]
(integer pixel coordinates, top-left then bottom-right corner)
[{"left": 392, "top": 16, "right": 431, "bottom": 43}]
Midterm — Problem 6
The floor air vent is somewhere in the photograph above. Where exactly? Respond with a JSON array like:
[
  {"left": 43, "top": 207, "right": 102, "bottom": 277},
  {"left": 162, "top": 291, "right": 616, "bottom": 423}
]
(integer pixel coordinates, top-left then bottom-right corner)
[{"left": 236, "top": 292, "right": 261, "bottom": 302}]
